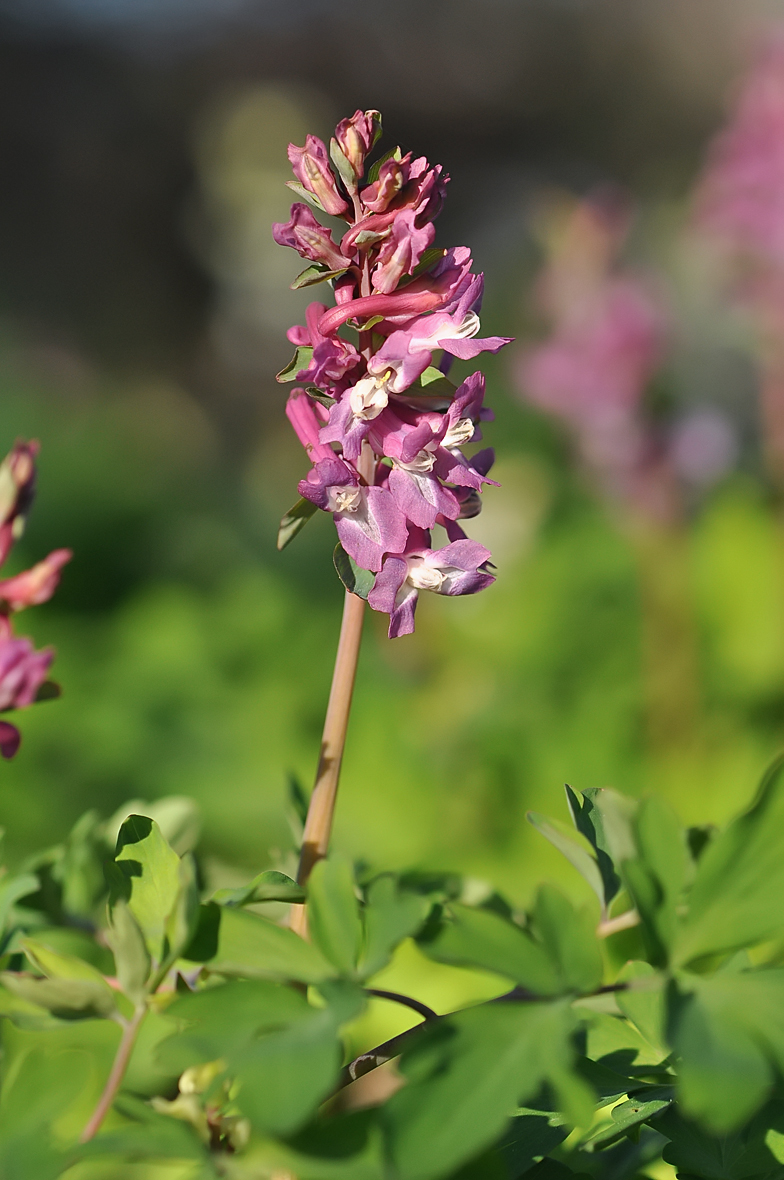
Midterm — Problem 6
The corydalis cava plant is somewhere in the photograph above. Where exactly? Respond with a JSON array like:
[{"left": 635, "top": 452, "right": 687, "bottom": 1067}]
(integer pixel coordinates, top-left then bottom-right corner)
[{"left": 274, "top": 109, "right": 510, "bottom": 639}]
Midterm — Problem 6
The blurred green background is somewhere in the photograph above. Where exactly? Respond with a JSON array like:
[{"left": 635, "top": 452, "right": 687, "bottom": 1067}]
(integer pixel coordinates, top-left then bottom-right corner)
[{"left": 0, "top": 0, "right": 782, "bottom": 906}]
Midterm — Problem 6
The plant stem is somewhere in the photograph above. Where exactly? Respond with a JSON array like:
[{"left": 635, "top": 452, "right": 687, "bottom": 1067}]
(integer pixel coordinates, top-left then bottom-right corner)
[
  {"left": 292, "top": 591, "right": 366, "bottom": 930},
  {"left": 80, "top": 1006, "right": 146, "bottom": 1143}
]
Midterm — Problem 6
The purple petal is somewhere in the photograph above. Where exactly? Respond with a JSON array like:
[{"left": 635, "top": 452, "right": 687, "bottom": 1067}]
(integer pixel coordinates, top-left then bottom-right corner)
[
  {"left": 367, "top": 555, "right": 408, "bottom": 614},
  {"left": 388, "top": 466, "right": 460, "bottom": 529},
  {"left": 334, "top": 486, "right": 408, "bottom": 573},
  {"left": 439, "top": 334, "right": 514, "bottom": 361}
]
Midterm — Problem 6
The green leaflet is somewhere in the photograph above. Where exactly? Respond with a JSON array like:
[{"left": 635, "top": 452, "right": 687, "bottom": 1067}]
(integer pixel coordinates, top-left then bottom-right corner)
[
  {"left": 668, "top": 968, "right": 784, "bottom": 1133},
  {"left": 565, "top": 786, "right": 637, "bottom": 908},
  {"left": 0, "top": 1045, "right": 93, "bottom": 1179},
  {"left": 110, "top": 814, "right": 183, "bottom": 964},
  {"left": 333, "top": 544, "right": 375, "bottom": 599},
  {"left": 308, "top": 856, "right": 363, "bottom": 976},
  {"left": 207, "top": 905, "right": 336, "bottom": 983},
  {"left": 655, "top": 1100, "right": 784, "bottom": 1180},
  {"left": 384, "top": 1000, "right": 594, "bottom": 1180},
  {"left": 212, "top": 869, "right": 306, "bottom": 907},
  {"left": 359, "top": 874, "right": 430, "bottom": 978},
  {"left": 276, "top": 344, "right": 314, "bottom": 382},
  {"left": 278, "top": 497, "right": 318, "bottom": 551},
  {"left": 527, "top": 811, "right": 606, "bottom": 909},
  {"left": 291, "top": 262, "right": 349, "bottom": 289},
  {"left": 105, "top": 898, "right": 151, "bottom": 1003},
  {"left": 622, "top": 797, "right": 688, "bottom": 967},
  {"left": 675, "top": 755, "right": 784, "bottom": 966},
  {"left": 420, "top": 887, "right": 602, "bottom": 997}
]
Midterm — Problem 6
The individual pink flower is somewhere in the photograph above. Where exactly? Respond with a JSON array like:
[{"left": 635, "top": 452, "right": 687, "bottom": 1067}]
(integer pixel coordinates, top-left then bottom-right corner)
[
  {"left": 272, "top": 204, "right": 348, "bottom": 271},
  {"left": 287, "top": 302, "right": 361, "bottom": 393},
  {"left": 372, "top": 209, "right": 436, "bottom": 294},
  {"left": 0, "top": 549, "right": 72, "bottom": 611},
  {"left": 299, "top": 457, "right": 407, "bottom": 572},
  {"left": 288, "top": 135, "right": 349, "bottom": 218},
  {"left": 368, "top": 529, "right": 495, "bottom": 637},
  {"left": 0, "top": 636, "right": 54, "bottom": 758}
]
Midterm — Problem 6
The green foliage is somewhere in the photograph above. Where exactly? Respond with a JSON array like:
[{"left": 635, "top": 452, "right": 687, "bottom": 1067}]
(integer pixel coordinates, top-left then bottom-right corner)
[{"left": 7, "top": 767, "right": 784, "bottom": 1178}]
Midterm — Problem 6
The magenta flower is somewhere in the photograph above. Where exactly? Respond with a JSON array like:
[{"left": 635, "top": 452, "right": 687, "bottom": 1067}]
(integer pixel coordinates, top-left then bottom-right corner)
[
  {"left": 299, "top": 457, "right": 408, "bottom": 572},
  {"left": 272, "top": 204, "right": 348, "bottom": 271},
  {"left": 275, "top": 112, "right": 510, "bottom": 635},
  {"left": 0, "top": 548, "right": 72, "bottom": 611},
  {"left": 368, "top": 531, "right": 495, "bottom": 638},
  {"left": 372, "top": 209, "right": 436, "bottom": 294},
  {"left": 288, "top": 135, "right": 349, "bottom": 218}
]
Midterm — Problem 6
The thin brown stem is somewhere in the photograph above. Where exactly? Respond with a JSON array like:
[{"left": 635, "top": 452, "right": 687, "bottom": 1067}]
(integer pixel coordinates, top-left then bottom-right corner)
[{"left": 80, "top": 1005, "right": 146, "bottom": 1142}]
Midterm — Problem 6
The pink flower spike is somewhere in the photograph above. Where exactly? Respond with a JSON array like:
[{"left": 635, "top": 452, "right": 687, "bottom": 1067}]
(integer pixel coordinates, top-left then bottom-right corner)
[
  {"left": 0, "top": 549, "right": 72, "bottom": 611},
  {"left": 288, "top": 135, "right": 349, "bottom": 218},
  {"left": 286, "top": 391, "right": 334, "bottom": 463}
]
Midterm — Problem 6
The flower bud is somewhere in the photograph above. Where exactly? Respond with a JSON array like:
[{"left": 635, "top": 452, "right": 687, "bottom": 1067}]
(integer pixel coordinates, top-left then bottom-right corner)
[
  {"left": 0, "top": 548, "right": 72, "bottom": 611},
  {"left": 334, "top": 110, "right": 381, "bottom": 179},
  {"left": 0, "top": 441, "right": 38, "bottom": 566},
  {"left": 272, "top": 203, "right": 347, "bottom": 270},
  {"left": 288, "top": 136, "right": 349, "bottom": 218}
]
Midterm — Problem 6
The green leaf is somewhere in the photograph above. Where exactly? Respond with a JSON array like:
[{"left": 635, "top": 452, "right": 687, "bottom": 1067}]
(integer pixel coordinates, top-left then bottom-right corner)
[
  {"left": 527, "top": 812, "right": 605, "bottom": 908},
  {"left": 278, "top": 496, "right": 318, "bottom": 551},
  {"left": 584, "top": 1011, "right": 667, "bottom": 1072},
  {"left": 0, "top": 972, "right": 118, "bottom": 1019},
  {"left": 207, "top": 905, "right": 336, "bottom": 983},
  {"left": 106, "top": 898, "right": 151, "bottom": 1002},
  {"left": 292, "top": 262, "right": 349, "bottom": 290},
  {"left": 233, "top": 1006, "right": 345, "bottom": 1135},
  {"left": 212, "top": 869, "right": 306, "bottom": 907},
  {"left": 111, "top": 815, "right": 182, "bottom": 964},
  {"left": 565, "top": 786, "right": 637, "bottom": 908},
  {"left": 286, "top": 179, "right": 326, "bottom": 212},
  {"left": 411, "top": 247, "right": 447, "bottom": 279},
  {"left": 359, "top": 875, "right": 430, "bottom": 979},
  {"left": 367, "top": 145, "right": 401, "bottom": 185},
  {"left": 615, "top": 960, "right": 666, "bottom": 1057},
  {"left": 77, "top": 1115, "right": 207, "bottom": 1163},
  {"left": 498, "top": 1108, "right": 569, "bottom": 1179},
  {"left": 21, "top": 936, "right": 116, "bottom": 997},
  {"left": 668, "top": 969, "right": 784, "bottom": 1132},
  {"left": 0, "top": 1046, "right": 94, "bottom": 1179},
  {"left": 384, "top": 1000, "right": 593, "bottom": 1180},
  {"left": 0, "top": 873, "right": 38, "bottom": 935},
  {"left": 654, "top": 1100, "right": 784, "bottom": 1180},
  {"left": 622, "top": 797, "right": 688, "bottom": 966},
  {"left": 357, "top": 313, "right": 385, "bottom": 330},
  {"left": 276, "top": 344, "right": 314, "bottom": 382},
  {"left": 531, "top": 885, "right": 603, "bottom": 995},
  {"left": 333, "top": 544, "right": 375, "bottom": 600},
  {"left": 675, "top": 756, "right": 784, "bottom": 966},
  {"left": 158, "top": 977, "right": 312, "bottom": 1070},
  {"left": 419, "top": 902, "right": 558, "bottom": 993},
  {"left": 106, "top": 795, "right": 201, "bottom": 857},
  {"left": 33, "top": 679, "right": 61, "bottom": 703},
  {"left": 330, "top": 136, "right": 357, "bottom": 187},
  {"left": 308, "top": 857, "right": 363, "bottom": 976},
  {"left": 583, "top": 1093, "right": 672, "bottom": 1149}
]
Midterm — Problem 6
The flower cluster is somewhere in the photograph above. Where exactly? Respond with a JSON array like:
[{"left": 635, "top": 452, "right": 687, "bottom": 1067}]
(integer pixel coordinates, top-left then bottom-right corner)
[
  {"left": 273, "top": 111, "right": 510, "bottom": 636},
  {"left": 0, "top": 441, "right": 70, "bottom": 757},
  {"left": 516, "top": 193, "right": 736, "bottom": 520}
]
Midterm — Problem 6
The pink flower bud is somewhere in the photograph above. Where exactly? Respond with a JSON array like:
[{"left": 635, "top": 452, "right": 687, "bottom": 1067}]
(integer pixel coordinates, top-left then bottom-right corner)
[
  {"left": 0, "top": 548, "right": 72, "bottom": 611},
  {"left": 288, "top": 135, "right": 349, "bottom": 218},
  {"left": 0, "top": 441, "right": 38, "bottom": 566},
  {"left": 272, "top": 204, "right": 348, "bottom": 271},
  {"left": 334, "top": 110, "right": 381, "bottom": 178},
  {"left": 362, "top": 156, "right": 408, "bottom": 213}
]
